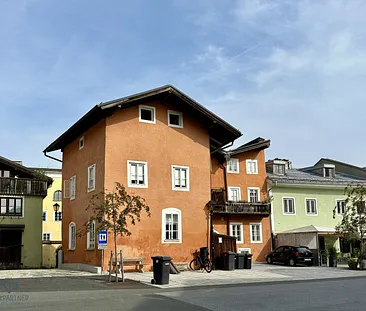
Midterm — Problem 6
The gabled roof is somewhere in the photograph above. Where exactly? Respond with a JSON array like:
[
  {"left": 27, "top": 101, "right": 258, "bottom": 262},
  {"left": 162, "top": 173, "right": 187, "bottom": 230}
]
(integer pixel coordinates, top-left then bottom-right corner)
[
  {"left": 314, "top": 158, "right": 366, "bottom": 179},
  {"left": 0, "top": 155, "right": 52, "bottom": 183},
  {"left": 229, "top": 137, "right": 270, "bottom": 156},
  {"left": 44, "top": 85, "right": 242, "bottom": 153}
]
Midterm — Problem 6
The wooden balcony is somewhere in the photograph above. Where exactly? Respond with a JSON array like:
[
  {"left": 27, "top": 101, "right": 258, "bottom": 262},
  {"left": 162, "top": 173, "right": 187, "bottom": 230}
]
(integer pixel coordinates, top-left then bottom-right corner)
[
  {"left": 0, "top": 177, "right": 49, "bottom": 197},
  {"left": 211, "top": 188, "right": 271, "bottom": 216}
]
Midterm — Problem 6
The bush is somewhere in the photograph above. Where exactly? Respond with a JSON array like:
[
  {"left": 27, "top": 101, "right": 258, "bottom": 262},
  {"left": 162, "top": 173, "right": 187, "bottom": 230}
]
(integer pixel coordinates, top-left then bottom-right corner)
[{"left": 348, "top": 258, "right": 358, "bottom": 270}]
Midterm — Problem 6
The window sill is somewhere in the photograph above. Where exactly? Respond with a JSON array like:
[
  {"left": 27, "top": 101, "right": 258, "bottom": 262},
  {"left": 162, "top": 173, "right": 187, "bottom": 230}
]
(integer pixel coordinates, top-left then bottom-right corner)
[
  {"left": 227, "top": 171, "right": 240, "bottom": 174},
  {"left": 247, "top": 172, "right": 258, "bottom": 175},
  {"left": 162, "top": 240, "right": 182, "bottom": 244},
  {"left": 172, "top": 187, "right": 190, "bottom": 192},
  {"left": 139, "top": 119, "right": 156, "bottom": 124},
  {"left": 250, "top": 241, "right": 263, "bottom": 244},
  {"left": 283, "top": 213, "right": 296, "bottom": 216},
  {"left": 68, "top": 248, "right": 76, "bottom": 251},
  {"left": 128, "top": 184, "right": 148, "bottom": 189},
  {"left": 306, "top": 214, "right": 318, "bottom": 216},
  {"left": 168, "top": 124, "right": 183, "bottom": 129},
  {"left": 87, "top": 188, "right": 95, "bottom": 193},
  {"left": 86, "top": 247, "right": 95, "bottom": 251}
]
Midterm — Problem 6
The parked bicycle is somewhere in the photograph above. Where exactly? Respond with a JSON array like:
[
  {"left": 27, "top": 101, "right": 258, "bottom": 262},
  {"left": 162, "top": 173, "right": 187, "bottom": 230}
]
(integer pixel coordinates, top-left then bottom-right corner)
[{"left": 189, "top": 249, "right": 212, "bottom": 273}]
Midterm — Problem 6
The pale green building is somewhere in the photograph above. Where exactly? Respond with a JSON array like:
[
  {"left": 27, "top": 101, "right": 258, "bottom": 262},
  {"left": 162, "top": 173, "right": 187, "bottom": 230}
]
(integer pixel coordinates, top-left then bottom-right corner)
[
  {"left": 267, "top": 158, "right": 366, "bottom": 264},
  {"left": 0, "top": 156, "right": 52, "bottom": 269}
]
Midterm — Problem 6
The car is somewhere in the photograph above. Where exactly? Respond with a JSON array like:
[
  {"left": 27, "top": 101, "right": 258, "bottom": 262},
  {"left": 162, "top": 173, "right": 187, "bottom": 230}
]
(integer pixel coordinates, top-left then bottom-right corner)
[{"left": 265, "top": 245, "right": 314, "bottom": 266}]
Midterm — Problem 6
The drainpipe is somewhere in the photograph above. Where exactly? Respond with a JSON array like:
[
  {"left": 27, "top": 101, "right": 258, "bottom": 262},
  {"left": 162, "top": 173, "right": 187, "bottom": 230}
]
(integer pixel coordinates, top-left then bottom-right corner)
[{"left": 43, "top": 151, "right": 62, "bottom": 163}]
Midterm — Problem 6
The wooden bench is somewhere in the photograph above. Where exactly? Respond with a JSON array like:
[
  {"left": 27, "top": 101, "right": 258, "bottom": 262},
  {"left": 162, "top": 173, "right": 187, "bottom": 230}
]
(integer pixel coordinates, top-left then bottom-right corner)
[{"left": 110, "top": 257, "right": 146, "bottom": 273}]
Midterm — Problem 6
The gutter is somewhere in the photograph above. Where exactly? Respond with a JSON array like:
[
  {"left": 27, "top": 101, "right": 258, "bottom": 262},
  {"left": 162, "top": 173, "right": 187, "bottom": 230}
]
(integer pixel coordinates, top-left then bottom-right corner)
[{"left": 43, "top": 151, "right": 62, "bottom": 163}]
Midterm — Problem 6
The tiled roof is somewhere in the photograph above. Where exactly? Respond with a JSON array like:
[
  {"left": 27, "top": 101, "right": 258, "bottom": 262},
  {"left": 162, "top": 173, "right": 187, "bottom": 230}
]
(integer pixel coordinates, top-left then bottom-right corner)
[{"left": 267, "top": 168, "right": 366, "bottom": 185}]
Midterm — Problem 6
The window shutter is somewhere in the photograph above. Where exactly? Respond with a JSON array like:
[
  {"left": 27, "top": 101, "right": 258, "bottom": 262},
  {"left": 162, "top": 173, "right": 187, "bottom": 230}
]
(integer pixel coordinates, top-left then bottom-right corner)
[{"left": 64, "top": 180, "right": 70, "bottom": 198}]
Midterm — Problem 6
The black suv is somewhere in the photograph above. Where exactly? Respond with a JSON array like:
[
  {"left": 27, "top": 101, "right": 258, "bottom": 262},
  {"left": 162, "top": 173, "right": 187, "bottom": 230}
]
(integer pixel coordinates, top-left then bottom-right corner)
[{"left": 265, "top": 246, "right": 314, "bottom": 266}]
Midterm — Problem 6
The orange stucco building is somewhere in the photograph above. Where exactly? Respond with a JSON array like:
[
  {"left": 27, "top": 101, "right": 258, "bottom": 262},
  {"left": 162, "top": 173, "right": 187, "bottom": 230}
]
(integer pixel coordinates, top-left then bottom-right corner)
[{"left": 44, "top": 85, "right": 271, "bottom": 272}]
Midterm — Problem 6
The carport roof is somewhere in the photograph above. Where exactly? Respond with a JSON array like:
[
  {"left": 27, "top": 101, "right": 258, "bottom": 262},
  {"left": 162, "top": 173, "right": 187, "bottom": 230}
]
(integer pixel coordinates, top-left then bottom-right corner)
[{"left": 279, "top": 225, "right": 336, "bottom": 234}]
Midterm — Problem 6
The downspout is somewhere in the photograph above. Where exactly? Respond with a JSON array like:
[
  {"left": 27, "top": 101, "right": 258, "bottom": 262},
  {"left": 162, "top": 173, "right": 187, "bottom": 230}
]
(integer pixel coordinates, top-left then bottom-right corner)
[{"left": 43, "top": 151, "right": 62, "bottom": 163}]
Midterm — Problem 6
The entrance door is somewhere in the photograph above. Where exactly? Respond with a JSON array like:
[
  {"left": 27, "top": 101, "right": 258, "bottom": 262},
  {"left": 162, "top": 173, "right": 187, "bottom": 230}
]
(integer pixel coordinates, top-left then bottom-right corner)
[
  {"left": 0, "top": 230, "right": 22, "bottom": 268},
  {"left": 318, "top": 236, "right": 327, "bottom": 266}
]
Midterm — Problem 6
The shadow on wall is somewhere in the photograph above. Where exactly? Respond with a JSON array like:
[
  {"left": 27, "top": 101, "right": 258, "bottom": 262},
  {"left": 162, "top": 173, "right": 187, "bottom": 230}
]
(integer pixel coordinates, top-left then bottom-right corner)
[{"left": 256, "top": 239, "right": 272, "bottom": 262}]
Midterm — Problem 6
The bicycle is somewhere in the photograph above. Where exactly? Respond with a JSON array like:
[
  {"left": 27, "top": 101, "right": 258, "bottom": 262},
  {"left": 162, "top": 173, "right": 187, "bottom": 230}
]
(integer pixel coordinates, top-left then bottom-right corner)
[{"left": 189, "top": 250, "right": 212, "bottom": 273}]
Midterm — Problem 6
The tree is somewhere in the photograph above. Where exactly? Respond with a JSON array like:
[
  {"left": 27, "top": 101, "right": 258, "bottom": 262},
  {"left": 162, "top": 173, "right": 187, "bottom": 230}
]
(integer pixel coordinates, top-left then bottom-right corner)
[
  {"left": 336, "top": 184, "right": 366, "bottom": 261},
  {"left": 78, "top": 182, "right": 150, "bottom": 281}
]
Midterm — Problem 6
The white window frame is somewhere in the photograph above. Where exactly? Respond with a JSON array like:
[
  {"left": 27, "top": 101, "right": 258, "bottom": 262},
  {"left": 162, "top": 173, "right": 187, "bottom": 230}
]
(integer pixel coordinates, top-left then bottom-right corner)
[
  {"left": 0, "top": 196, "right": 25, "bottom": 218},
  {"left": 227, "top": 158, "right": 239, "bottom": 174},
  {"left": 79, "top": 136, "right": 84, "bottom": 150},
  {"left": 87, "top": 221, "right": 95, "bottom": 249},
  {"left": 229, "top": 222, "right": 244, "bottom": 244},
  {"left": 305, "top": 198, "right": 318, "bottom": 216},
  {"left": 250, "top": 223, "right": 263, "bottom": 243},
  {"left": 282, "top": 197, "right": 296, "bottom": 215},
  {"left": 42, "top": 211, "right": 47, "bottom": 222},
  {"left": 87, "top": 164, "right": 96, "bottom": 192},
  {"left": 69, "top": 222, "right": 76, "bottom": 250},
  {"left": 248, "top": 187, "right": 261, "bottom": 203},
  {"left": 336, "top": 199, "right": 346, "bottom": 216},
  {"left": 238, "top": 247, "right": 251, "bottom": 254},
  {"left": 70, "top": 176, "right": 76, "bottom": 200},
  {"left": 42, "top": 232, "right": 51, "bottom": 241},
  {"left": 127, "top": 160, "right": 148, "bottom": 188},
  {"left": 228, "top": 187, "right": 241, "bottom": 202},
  {"left": 139, "top": 105, "right": 156, "bottom": 124},
  {"left": 162, "top": 208, "right": 182, "bottom": 244},
  {"left": 54, "top": 211, "right": 62, "bottom": 222},
  {"left": 172, "top": 165, "right": 190, "bottom": 191},
  {"left": 246, "top": 160, "right": 258, "bottom": 174},
  {"left": 168, "top": 110, "right": 183, "bottom": 128}
]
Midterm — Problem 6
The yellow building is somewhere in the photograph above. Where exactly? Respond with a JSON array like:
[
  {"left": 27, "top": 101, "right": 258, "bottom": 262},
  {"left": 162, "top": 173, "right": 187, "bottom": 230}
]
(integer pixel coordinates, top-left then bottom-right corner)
[{"left": 38, "top": 168, "right": 62, "bottom": 268}]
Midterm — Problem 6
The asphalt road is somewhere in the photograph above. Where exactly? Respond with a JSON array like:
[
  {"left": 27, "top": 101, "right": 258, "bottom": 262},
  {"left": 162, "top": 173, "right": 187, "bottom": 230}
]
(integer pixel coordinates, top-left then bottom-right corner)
[{"left": 1, "top": 276, "right": 366, "bottom": 310}]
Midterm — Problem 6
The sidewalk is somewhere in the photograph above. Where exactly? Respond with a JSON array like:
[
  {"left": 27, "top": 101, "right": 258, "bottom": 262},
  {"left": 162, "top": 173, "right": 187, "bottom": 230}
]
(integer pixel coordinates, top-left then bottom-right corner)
[{"left": 126, "top": 263, "right": 366, "bottom": 288}]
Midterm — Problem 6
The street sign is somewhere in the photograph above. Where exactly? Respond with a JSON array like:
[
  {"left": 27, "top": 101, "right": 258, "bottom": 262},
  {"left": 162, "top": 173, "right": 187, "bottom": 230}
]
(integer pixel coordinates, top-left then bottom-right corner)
[{"left": 98, "top": 230, "right": 108, "bottom": 250}]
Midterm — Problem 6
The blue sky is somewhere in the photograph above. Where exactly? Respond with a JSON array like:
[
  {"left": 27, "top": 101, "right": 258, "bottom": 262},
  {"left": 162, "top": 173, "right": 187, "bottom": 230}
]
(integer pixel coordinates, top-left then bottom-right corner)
[{"left": 1, "top": 0, "right": 366, "bottom": 169}]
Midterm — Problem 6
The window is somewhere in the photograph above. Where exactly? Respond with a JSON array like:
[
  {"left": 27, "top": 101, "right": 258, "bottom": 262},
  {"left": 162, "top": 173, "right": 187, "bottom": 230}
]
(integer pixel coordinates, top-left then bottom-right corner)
[
  {"left": 88, "top": 164, "right": 96, "bottom": 192},
  {"left": 54, "top": 211, "right": 62, "bottom": 222},
  {"left": 87, "top": 221, "right": 95, "bottom": 249},
  {"left": 250, "top": 223, "right": 262, "bottom": 243},
  {"left": 0, "top": 170, "right": 10, "bottom": 177},
  {"left": 0, "top": 197, "right": 23, "bottom": 216},
  {"left": 139, "top": 105, "right": 156, "bottom": 124},
  {"left": 69, "top": 222, "right": 76, "bottom": 250},
  {"left": 79, "top": 136, "right": 84, "bottom": 150},
  {"left": 306, "top": 199, "right": 317, "bottom": 215},
  {"left": 273, "top": 164, "right": 285, "bottom": 175},
  {"left": 128, "top": 161, "right": 148, "bottom": 188},
  {"left": 246, "top": 160, "right": 258, "bottom": 174},
  {"left": 42, "top": 233, "right": 51, "bottom": 241},
  {"left": 248, "top": 188, "right": 260, "bottom": 203},
  {"left": 42, "top": 211, "right": 47, "bottom": 222},
  {"left": 172, "top": 166, "right": 189, "bottom": 191},
  {"left": 168, "top": 110, "right": 183, "bottom": 128},
  {"left": 162, "top": 208, "right": 182, "bottom": 243},
  {"left": 227, "top": 158, "right": 239, "bottom": 173},
  {"left": 228, "top": 187, "right": 241, "bottom": 202},
  {"left": 70, "top": 176, "right": 76, "bottom": 200},
  {"left": 336, "top": 200, "right": 346, "bottom": 215},
  {"left": 53, "top": 190, "right": 62, "bottom": 201},
  {"left": 283, "top": 198, "right": 295, "bottom": 214},
  {"left": 323, "top": 165, "right": 335, "bottom": 178},
  {"left": 230, "top": 223, "right": 243, "bottom": 243}
]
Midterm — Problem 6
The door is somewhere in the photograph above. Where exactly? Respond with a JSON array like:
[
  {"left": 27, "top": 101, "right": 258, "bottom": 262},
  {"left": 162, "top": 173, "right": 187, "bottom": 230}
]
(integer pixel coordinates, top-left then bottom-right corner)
[{"left": 0, "top": 230, "right": 22, "bottom": 268}]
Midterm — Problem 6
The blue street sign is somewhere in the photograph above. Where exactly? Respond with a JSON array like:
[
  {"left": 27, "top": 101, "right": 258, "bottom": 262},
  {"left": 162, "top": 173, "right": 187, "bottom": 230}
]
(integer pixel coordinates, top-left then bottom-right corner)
[{"left": 98, "top": 230, "right": 108, "bottom": 247}]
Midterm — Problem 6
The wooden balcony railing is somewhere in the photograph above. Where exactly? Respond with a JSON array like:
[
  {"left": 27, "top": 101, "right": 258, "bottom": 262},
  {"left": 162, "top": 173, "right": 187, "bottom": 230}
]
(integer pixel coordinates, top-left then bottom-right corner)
[
  {"left": 0, "top": 178, "right": 49, "bottom": 197},
  {"left": 211, "top": 188, "right": 271, "bottom": 216}
]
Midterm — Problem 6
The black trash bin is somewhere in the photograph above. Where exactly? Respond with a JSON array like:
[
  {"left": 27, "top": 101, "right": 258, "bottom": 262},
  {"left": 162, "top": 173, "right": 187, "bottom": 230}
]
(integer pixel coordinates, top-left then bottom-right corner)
[
  {"left": 222, "top": 251, "right": 235, "bottom": 270},
  {"left": 151, "top": 256, "right": 172, "bottom": 285},
  {"left": 244, "top": 254, "right": 253, "bottom": 269},
  {"left": 200, "top": 247, "right": 209, "bottom": 261},
  {"left": 235, "top": 253, "right": 245, "bottom": 269}
]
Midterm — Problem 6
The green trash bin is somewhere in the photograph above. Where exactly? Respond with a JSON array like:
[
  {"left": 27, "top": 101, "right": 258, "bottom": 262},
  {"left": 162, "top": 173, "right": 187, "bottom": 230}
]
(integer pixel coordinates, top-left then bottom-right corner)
[{"left": 244, "top": 254, "right": 253, "bottom": 269}]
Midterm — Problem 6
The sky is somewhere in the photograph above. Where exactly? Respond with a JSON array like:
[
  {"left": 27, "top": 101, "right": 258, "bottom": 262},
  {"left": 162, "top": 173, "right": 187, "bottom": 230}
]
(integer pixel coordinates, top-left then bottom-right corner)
[{"left": 1, "top": 0, "right": 366, "bottom": 169}]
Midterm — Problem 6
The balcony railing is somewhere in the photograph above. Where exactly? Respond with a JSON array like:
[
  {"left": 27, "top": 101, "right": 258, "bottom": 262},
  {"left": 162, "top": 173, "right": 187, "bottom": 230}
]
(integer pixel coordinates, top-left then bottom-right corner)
[
  {"left": 211, "top": 188, "right": 271, "bottom": 216},
  {"left": 0, "top": 178, "right": 49, "bottom": 197}
]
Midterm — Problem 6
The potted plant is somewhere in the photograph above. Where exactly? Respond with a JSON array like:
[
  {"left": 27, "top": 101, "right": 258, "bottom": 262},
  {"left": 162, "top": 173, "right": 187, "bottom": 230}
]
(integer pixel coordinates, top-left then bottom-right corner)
[
  {"left": 328, "top": 247, "right": 337, "bottom": 267},
  {"left": 348, "top": 257, "right": 358, "bottom": 270}
]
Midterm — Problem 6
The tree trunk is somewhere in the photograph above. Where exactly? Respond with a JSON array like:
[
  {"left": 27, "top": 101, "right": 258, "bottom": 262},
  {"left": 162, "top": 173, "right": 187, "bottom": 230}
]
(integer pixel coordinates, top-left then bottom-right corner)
[{"left": 114, "top": 229, "right": 118, "bottom": 282}]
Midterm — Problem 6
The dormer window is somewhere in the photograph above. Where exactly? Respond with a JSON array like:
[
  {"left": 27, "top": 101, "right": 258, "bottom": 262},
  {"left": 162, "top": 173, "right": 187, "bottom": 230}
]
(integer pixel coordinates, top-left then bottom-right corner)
[
  {"left": 323, "top": 164, "right": 335, "bottom": 178},
  {"left": 273, "top": 164, "right": 285, "bottom": 175}
]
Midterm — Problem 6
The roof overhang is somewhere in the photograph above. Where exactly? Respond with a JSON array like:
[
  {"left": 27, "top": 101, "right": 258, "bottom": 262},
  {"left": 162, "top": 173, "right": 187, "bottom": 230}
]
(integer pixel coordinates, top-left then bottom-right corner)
[{"left": 44, "top": 85, "right": 242, "bottom": 153}]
